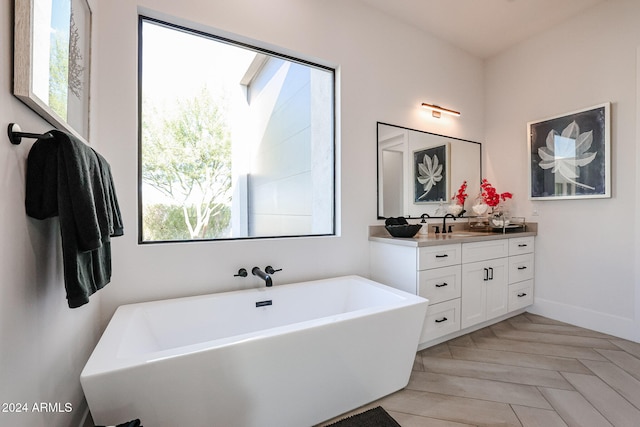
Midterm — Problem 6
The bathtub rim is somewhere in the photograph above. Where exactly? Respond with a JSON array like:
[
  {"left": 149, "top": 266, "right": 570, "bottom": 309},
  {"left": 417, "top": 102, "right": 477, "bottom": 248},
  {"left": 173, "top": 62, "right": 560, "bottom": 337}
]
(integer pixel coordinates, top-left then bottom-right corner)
[{"left": 81, "top": 275, "right": 428, "bottom": 378}]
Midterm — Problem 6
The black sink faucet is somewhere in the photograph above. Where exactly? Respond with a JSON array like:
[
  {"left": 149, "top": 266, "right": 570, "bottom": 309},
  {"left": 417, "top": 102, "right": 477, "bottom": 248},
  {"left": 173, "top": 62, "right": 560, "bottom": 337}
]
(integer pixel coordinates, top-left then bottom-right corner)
[
  {"left": 442, "top": 213, "right": 456, "bottom": 234},
  {"left": 252, "top": 266, "right": 273, "bottom": 287}
]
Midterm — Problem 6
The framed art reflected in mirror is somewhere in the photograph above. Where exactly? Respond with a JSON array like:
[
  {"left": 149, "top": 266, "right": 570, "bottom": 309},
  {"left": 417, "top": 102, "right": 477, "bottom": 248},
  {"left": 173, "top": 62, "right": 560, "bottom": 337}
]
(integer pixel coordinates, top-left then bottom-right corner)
[{"left": 14, "top": 0, "right": 92, "bottom": 143}]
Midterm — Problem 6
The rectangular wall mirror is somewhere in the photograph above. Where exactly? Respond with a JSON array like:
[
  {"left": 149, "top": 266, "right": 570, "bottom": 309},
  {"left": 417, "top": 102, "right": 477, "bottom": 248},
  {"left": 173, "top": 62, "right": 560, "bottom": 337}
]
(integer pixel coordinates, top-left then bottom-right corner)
[{"left": 377, "top": 122, "right": 482, "bottom": 219}]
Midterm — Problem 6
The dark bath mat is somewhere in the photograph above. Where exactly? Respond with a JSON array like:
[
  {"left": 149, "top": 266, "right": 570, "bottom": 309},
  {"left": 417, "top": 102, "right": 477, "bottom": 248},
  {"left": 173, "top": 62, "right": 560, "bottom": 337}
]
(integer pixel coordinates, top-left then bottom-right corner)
[
  {"left": 325, "top": 406, "right": 401, "bottom": 427},
  {"left": 96, "top": 419, "right": 142, "bottom": 427}
]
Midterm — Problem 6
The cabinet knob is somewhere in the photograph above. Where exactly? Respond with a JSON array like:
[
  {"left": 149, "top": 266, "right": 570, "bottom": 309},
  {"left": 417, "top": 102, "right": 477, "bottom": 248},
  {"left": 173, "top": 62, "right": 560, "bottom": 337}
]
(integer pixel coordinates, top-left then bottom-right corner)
[
  {"left": 517, "top": 293, "right": 527, "bottom": 297},
  {"left": 435, "top": 282, "right": 448, "bottom": 288},
  {"left": 435, "top": 317, "right": 448, "bottom": 323},
  {"left": 517, "top": 266, "right": 527, "bottom": 270},
  {"left": 435, "top": 254, "right": 449, "bottom": 258},
  {"left": 518, "top": 244, "right": 528, "bottom": 247}
]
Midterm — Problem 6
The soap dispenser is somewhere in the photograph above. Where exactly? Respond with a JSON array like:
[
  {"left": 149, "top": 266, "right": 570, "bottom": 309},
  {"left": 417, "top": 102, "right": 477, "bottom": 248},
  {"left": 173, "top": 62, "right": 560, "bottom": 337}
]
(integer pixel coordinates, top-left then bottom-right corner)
[{"left": 418, "top": 213, "right": 430, "bottom": 236}]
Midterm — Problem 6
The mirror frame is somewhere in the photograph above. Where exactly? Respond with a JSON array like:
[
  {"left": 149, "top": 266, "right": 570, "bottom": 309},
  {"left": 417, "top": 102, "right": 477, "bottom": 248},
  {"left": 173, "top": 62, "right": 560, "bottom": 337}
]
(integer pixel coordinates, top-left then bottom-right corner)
[
  {"left": 377, "top": 122, "right": 482, "bottom": 219},
  {"left": 13, "top": 0, "right": 92, "bottom": 143}
]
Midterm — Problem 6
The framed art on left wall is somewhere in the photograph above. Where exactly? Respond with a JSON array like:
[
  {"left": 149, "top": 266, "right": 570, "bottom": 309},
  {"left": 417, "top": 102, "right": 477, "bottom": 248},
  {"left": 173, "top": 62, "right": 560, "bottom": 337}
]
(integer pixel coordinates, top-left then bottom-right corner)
[{"left": 14, "top": 0, "right": 92, "bottom": 143}]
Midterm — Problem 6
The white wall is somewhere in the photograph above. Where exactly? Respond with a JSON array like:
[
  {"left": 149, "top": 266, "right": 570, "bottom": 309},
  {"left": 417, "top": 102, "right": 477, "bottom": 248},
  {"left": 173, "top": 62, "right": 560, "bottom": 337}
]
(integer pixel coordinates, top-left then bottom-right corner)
[
  {"left": 485, "top": 0, "right": 640, "bottom": 340},
  {"left": 0, "top": 1, "right": 101, "bottom": 426},
  {"left": 95, "top": 0, "right": 484, "bottom": 323},
  {"left": 1, "top": 2, "right": 482, "bottom": 423}
]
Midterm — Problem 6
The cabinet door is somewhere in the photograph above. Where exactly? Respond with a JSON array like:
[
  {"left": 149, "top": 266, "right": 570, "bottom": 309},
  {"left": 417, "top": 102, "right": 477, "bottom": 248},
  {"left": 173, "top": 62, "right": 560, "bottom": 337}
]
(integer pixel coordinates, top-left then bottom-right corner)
[
  {"left": 461, "top": 258, "right": 508, "bottom": 329},
  {"left": 485, "top": 259, "right": 508, "bottom": 320},
  {"left": 461, "top": 261, "right": 488, "bottom": 329}
]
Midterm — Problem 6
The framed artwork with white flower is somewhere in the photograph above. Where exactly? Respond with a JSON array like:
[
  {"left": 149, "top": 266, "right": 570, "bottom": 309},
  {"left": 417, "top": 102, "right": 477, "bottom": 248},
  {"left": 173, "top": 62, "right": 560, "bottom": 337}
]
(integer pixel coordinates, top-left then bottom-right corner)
[
  {"left": 413, "top": 144, "right": 448, "bottom": 203},
  {"left": 528, "top": 102, "right": 610, "bottom": 200}
]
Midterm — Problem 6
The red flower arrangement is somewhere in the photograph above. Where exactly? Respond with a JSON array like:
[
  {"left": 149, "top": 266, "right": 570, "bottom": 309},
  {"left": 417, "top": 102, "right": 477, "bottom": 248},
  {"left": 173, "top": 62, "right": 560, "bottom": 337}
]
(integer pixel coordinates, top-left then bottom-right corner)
[
  {"left": 480, "top": 179, "right": 512, "bottom": 207},
  {"left": 452, "top": 180, "right": 468, "bottom": 205}
]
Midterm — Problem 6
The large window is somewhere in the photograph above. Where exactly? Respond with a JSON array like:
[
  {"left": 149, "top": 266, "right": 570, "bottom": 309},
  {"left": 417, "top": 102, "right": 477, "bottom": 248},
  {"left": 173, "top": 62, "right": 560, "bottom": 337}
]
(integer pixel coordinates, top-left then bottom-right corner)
[{"left": 138, "top": 17, "right": 335, "bottom": 242}]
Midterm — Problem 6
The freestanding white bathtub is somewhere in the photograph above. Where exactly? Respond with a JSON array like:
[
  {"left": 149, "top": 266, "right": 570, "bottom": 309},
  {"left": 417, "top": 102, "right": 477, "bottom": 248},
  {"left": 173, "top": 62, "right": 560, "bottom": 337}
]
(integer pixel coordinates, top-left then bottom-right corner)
[{"left": 81, "top": 275, "right": 428, "bottom": 427}]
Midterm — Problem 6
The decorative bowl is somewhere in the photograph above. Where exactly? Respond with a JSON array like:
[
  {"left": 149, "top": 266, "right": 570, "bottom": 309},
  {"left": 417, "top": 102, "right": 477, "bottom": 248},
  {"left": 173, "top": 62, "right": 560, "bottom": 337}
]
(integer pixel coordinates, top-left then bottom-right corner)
[
  {"left": 447, "top": 203, "right": 464, "bottom": 216},
  {"left": 385, "top": 224, "right": 422, "bottom": 238}
]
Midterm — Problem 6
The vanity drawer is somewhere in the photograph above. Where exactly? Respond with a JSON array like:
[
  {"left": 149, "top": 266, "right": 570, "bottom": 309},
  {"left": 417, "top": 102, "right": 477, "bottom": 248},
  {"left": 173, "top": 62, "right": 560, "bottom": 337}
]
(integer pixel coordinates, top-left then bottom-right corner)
[
  {"left": 418, "top": 244, "right": 461, "bottom": 270},
  {"left": 509, "top": 253, "right": 534, "bottom": 283},
  {"left": 462, "top": 239, "right": 509, "bottom": 263},
  {"left": 420, "top": 299, "right": 461, "bottom": 343},
  {"left": 418, "top": 265, "right": 462, "bottom": 304},
  {"left": 509, "top": 237, "right": 535, "bottom": 256},
  {"left": 508, "top": 280, "right": 534, "bottom": 311}
]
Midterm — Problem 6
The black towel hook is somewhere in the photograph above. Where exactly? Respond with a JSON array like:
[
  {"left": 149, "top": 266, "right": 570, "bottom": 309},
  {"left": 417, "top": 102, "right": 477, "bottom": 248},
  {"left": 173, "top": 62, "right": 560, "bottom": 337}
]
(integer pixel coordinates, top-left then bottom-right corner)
[{"left": 8, "top": 123, "right": 54, "bottom": 145}]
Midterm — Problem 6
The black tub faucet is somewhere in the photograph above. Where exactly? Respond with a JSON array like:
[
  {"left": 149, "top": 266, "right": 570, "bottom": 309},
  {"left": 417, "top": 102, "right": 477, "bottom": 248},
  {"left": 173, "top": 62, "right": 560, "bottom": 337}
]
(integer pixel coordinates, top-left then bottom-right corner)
[{"left": 252, "top": 267, "right": 273, "bottom": 287}]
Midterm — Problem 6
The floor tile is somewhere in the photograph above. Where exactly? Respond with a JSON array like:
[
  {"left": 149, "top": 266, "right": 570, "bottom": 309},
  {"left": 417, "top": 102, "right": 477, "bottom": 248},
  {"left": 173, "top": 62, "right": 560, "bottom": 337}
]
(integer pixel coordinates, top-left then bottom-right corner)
[
  {"left": 539, "top": 387, "right": 613, "bottom": 427},
  {"left": 490, "top": 324, "right": 619, "bottom": 349},
  {"left": 522, "top": 312, "right": 571, "bottom": 326},
  {"left": 507, "top": 319, "right": 615, "bottom": 339},
  {"left": 414, "top": 353, "right": 425, "bottom": 371},
  {"left": 561, "top": 372, "right": 640, "bottom": 427},
  {"left": 447, "top": 334, "right": 476, "bottom": 348},
  {"left": 448, "top": 345, "right": 592, "bottom": 374},
  {"left": 511, "top": 405, "right": 568, "bottom": 427},
  {"left": 471, "top": 336, "right": 608, "bottom": 361},
  {"left": 580, "top": 359, "right": 640, "bottom": 409},
  {"left": 421, "top": 355, "right": 573, "bottom": 389},
  {"left": 611, "top": 339, "right": 640, "bottom": 359},
  {"left": 596, "top": 349, "right": 640, "bottom": 382},
  {"left": 407, "top": 371, "right": 552, "bottom": 409},
  {"left": 420, "top": 342, "right": 453, "bottom": 359},
  {"left": 469, "top": 326, "right": 498, "bottom": 340},
  {"left": 379, "top": 388, "right": 521, "bottom": 426},
  {"left": 389, "top": 410, "right": 476, "bottom": 427}
]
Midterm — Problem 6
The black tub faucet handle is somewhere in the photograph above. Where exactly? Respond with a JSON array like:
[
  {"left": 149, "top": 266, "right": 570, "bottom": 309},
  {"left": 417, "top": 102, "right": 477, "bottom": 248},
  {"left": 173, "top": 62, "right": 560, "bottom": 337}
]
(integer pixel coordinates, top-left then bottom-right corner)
[{"left": 265, "top": 266, "right": 282, "bottom": 274}]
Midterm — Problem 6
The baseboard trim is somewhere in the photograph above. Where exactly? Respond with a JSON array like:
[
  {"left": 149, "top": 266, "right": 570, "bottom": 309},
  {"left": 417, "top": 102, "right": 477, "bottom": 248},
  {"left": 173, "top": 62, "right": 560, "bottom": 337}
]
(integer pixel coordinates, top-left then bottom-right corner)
[{"left": 529, "top": 297, "right": 637, "bottom": 342}]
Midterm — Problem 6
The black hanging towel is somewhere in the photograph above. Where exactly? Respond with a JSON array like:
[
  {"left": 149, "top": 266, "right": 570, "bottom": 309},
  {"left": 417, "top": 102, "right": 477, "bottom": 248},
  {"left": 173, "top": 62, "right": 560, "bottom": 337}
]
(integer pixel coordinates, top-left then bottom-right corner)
[{"left": 25, "top": 130, "right": 124, "bottom": 308}]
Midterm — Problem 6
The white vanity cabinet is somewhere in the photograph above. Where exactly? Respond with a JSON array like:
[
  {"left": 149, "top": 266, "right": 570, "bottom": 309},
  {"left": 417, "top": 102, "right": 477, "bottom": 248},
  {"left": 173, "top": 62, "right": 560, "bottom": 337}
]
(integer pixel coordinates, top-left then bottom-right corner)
[{"left": 370, "top": 231, "right": 535, "bottom": 348}]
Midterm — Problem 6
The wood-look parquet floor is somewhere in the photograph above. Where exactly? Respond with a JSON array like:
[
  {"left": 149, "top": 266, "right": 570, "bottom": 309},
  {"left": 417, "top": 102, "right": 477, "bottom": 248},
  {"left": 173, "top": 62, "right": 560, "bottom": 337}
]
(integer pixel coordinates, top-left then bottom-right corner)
[{"left": 320, "top": 313, "right": 640, "bottom": 427}]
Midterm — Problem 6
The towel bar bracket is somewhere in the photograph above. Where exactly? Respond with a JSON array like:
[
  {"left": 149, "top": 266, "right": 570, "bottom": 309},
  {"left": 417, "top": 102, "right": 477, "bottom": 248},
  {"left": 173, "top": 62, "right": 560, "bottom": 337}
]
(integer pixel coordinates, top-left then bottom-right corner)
[{"left": 8, "top": 123, "right": 54, "bottom": 145}]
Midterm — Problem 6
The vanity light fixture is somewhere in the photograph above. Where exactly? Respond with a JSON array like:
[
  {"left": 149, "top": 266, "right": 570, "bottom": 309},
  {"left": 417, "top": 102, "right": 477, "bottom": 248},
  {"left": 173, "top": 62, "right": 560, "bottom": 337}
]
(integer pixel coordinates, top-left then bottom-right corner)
[{"left": 421, "top": 103, "right": 461, "bottom": 118}]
